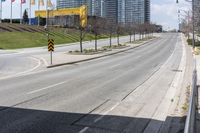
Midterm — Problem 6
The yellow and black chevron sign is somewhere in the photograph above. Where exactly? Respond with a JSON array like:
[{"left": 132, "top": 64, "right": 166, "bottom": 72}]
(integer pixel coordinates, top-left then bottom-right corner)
[{"left": 48, "top": 39, "right": 54, "bottom": 52}]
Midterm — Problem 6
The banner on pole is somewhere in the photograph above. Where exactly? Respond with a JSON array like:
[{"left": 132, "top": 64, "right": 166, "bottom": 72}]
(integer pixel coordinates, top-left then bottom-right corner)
[
  {"left": 39, "top": 0, "right": 44, "bottom": 6},
  {"left": 47, "top": 0, "right": 53, "bottom": 8},
  {"left": 31, "top": 0, "right": 35, "bottom": 5},
  {"left": 21, "top": 0, "right": 25, "bottom": 4}
]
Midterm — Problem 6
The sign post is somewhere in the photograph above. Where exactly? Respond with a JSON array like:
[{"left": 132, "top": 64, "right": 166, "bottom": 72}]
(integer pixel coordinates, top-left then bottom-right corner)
[{"left": 48, "top": 39, "right": 54, "bottom": 65}]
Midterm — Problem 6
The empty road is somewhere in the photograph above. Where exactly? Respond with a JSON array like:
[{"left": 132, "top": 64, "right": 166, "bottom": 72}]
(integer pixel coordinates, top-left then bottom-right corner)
[
  {"left": 0, "top": 35, "right": 140, "bottom": 78},
  {"left": 0, "top": 33, "right": 183, "bottom": 133}
]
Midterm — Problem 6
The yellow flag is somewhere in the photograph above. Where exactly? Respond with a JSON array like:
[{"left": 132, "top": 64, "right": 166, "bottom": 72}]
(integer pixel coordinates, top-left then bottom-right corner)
[
  {"left": 47, "top": 0, "right": 53, "bottom": 7},
  {"left": 39, "top": 0, "right": 44, "bottom": 6},
  {"left": 31, "top": 0, "right": 35, "bottom": 5}
]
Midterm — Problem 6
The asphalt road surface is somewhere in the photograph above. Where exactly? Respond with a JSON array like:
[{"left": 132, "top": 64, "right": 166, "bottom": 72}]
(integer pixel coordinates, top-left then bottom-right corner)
[
  {"left": 0, "top": 35, "right": 139, "bottom": 78},
  {"left": 0, "top": 33, "right": 183, "bottom": 133}
]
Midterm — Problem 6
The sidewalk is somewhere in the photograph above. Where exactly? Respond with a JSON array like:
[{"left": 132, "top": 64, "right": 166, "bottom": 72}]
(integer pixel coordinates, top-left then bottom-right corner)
[{"left": 33, "top": 37, "right": 158, "bottom": 68}]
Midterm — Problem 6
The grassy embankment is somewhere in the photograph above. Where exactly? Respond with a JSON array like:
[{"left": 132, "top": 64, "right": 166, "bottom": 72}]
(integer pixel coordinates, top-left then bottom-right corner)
[
  {"left": 0, "top": 24, "right": 110, "bottom": 49},
  {"left": 0, "top": 32, "right": 109, "bottom": 49}
]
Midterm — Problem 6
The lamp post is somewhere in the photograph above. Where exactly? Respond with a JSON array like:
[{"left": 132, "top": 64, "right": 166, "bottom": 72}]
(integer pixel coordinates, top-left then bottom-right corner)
[{"left": 176, "top": 0, "right": 195, "bottom": 48}]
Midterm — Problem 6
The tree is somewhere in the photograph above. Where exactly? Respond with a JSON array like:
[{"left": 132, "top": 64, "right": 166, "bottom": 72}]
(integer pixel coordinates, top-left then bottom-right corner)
[
  {"left": 89, "top": 16, "right": 106, "bottom": 51},
  {"left": 116, "top": 24, "right": 124, "bottom": 46},
  {"left": 132, "top": 24, "right": 137, "bottom": 41},
  {"left": 23, "top": 9, "right": 29, "bottom": 24},
  {"left": 126, "top": 23, "right": 135, "bottom": 43},
  {"left": 105, "top": 20, "right": 116, "bottom": 47}
]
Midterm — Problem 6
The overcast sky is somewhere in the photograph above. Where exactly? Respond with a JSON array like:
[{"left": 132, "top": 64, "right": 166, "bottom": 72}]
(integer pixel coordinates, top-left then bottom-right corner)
[
  {"left": 1, "top": 0, "right": 191, "bottom": 30},
  {"left": 151, "top": 0, "right": 191, "bottom": 30}
]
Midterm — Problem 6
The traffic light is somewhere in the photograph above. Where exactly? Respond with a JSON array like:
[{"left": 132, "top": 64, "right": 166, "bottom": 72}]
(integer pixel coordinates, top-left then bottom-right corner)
[{"left": 80, "top": 5, "right": 87, "bottom": 28}]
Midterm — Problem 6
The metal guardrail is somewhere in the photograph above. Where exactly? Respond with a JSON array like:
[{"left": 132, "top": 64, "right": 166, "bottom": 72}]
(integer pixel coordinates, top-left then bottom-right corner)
[{"left": 184, "top": 59, "right": 197, "bottom": 133}]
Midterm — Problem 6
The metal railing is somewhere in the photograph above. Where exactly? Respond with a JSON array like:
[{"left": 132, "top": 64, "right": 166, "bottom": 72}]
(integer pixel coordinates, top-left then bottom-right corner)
[{"left": 184, "top": 59, "right": 197, "bottom": 133}]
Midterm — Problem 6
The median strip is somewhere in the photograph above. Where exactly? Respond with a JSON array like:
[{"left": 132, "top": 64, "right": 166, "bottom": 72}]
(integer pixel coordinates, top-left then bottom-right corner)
[{"left": 46, "top": 37, "right": 159, "bottom": 68}]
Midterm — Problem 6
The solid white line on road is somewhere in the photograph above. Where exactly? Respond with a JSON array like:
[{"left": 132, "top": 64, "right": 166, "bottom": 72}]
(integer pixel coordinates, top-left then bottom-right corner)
[
  {"left": 94, "top": 102, "right": 120, "bottom": 123},
  {"left": 79, "top": 127, "right": 89, "bottom": 133},
  {"left": 0, "top": 56, "right": 41, "bottom": 80},
  {"left": 78, "top": 102, "right": 120, "bottom": 133},
  {"left": 109, "top": 64, "right": 120, "bottom": 69},
  {"left": 21, "top": 57, "right": 42, "bottom": 73},
  {"left": 27, "top": 81, "right": 67, "bottom": 94},
  {"left": 39, "top": 57, "right": 49, "bottom": 67}
]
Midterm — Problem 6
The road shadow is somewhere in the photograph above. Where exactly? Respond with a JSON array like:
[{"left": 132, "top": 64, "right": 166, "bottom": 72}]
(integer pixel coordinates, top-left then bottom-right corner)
[{"left": 0, "top": 106, "right": 187, "bottom": 133}]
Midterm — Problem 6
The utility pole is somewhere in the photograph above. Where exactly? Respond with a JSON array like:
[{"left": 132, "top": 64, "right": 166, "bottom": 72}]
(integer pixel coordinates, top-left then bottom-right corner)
[{"left": 187, "top": 10, "right": 190, "bottom": 39}]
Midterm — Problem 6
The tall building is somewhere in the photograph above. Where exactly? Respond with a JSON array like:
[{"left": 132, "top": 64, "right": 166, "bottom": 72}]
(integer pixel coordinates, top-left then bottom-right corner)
[
  {"left": 105, "top": 0, "right": 118, "bottom": 24},
  {"left": 144, "top": 0, "right": 150, "bottom": 23},
  {"left": 56, "top": 0, "right": 150, "bottom": 25},
  {"left": 118, "top": 0, "right": 150, "bottom": 24},
  {"left": 57, "top": 0, "right": 105, "bottom": 17},
  {"left": 57, "top": 0, "right": 85, "bottom": 8},
  {"left": 118, "top": 0, "right": 125, "bottom": 24}
]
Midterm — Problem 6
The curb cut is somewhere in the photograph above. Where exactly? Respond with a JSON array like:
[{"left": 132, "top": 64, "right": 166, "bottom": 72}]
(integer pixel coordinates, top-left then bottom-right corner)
[{"left": 47, "top": 38, "right": 159, "bottom": 68}]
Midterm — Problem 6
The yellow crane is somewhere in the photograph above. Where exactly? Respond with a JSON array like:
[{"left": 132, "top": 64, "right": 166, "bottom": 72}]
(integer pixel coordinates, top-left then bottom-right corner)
[{"left": 35, "top": 5, "right": 88, "bottom": 28}]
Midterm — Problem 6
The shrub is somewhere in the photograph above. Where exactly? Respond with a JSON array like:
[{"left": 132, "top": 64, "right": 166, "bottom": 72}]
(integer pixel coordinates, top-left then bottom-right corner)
[{"left": 187, "top": 39, "right": 200, "bottom": 46}]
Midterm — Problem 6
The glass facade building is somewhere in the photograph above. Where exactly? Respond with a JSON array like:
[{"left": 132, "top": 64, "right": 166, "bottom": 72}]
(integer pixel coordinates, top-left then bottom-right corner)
[
  {"left": 57, "top": 0, "right": 106, "bottom": 17},
  {"left": 118, "top": 0, "right": 150, "bottom": 24},
  {"left": 57, "top": 0, "right": 150, "bottom": 24}
]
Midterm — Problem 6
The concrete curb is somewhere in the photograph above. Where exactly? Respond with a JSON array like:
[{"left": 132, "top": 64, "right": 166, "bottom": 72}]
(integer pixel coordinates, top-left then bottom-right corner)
[{"left": 47, "top": 38, "right": 159, "bottom": 68}]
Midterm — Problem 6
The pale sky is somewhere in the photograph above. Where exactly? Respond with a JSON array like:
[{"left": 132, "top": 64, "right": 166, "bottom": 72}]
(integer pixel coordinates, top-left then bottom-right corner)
[
  {"left": 151, "top": 0, "right": 191, "bottom": 30},
  {"left": 1, "top": 0, "right": 191, "bottom": 30}
]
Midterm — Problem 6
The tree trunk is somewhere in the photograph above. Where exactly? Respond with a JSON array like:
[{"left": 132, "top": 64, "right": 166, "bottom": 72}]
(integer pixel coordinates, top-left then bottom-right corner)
[
  {"left": 130, "top": 34, "right": 131, "bottom": 43},
  {"left": 80, "top": 28, "right": 83, "bottom": 53},
  {"left": 110, "top": 34, "right": 112, "bottom": 47},
  {"left": 142, "top": 33, "right": 144, "bottom": 39},
  {"left": 95, "top": 34, "right": 97, "bottom": 51},
  {"left": 117, "top": 34, "right": 119, "bottom": 46}
]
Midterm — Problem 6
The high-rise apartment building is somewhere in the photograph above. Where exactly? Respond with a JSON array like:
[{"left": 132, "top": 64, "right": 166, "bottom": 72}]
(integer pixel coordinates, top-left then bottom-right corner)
[
  {"left": 57, "top": 0, "right": 105, "bottom": 17},
  {"left": 118, "top": 0, "right": 126, "bottom": 24},
  {"left": 144, "top": 0, "right": 150, "bottom": 23},
  {"left": 105, "top": 0, "right": 118, "bottom": 23},
  {"left": 57, "top": 0, "right": 85, "bottom": 8},
  {"left": 57, "top": 0, "right": 150, "bottom": 25},
  {"left": 118, "top": 0, "right": 150, "bottom": 24}
]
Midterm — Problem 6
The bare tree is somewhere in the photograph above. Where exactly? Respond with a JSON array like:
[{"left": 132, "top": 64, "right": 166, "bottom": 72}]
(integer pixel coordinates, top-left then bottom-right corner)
[
  {"left": 126, "top": 23, "right": 134, "bottom": 43},
  {"left": 137, "top": 24, "right": 143, "bottom": 40},
  {"left": 116, "top": 24, "right": 125, "bottom": 45},
  {"left": 105, "top": 20, "right": 116, "bottom": 47},
  {"left": 89, "top": 16, "right": 106, "bottom": 51},
  {"left": 132, "top": 24, "right": 137, "bottom": 41}
]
